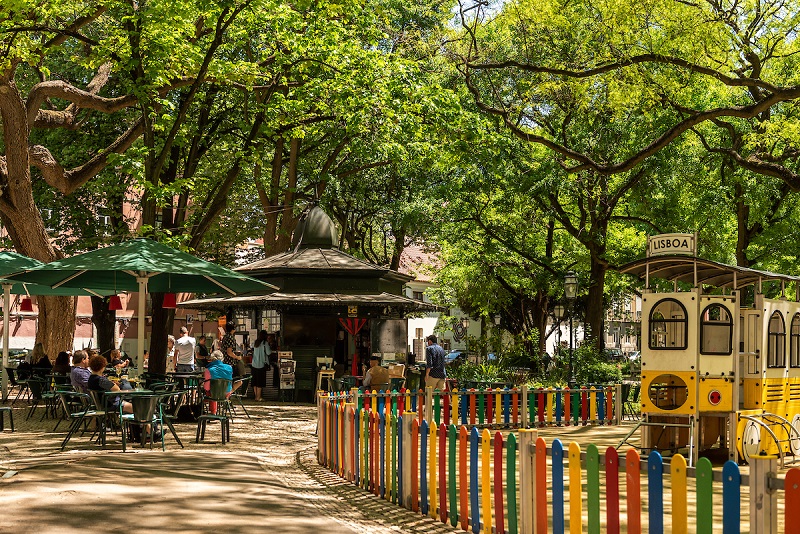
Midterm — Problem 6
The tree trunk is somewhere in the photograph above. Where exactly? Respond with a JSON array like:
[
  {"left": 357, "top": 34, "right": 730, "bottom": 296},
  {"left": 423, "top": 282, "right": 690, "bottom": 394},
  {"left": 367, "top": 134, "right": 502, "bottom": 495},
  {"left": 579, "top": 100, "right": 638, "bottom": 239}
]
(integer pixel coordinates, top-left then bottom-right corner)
[
  {"left": 0, "top": 78, "right": 76, "bottom": 357},
  {"left": 585, "top": 257, "right": 607, "bottom": 353},
  {"left": 91, "top": 296, "right": 117, "bottom": 355},
  {"left": 147, "top": 292, "right": 174, "bottom": 374}
]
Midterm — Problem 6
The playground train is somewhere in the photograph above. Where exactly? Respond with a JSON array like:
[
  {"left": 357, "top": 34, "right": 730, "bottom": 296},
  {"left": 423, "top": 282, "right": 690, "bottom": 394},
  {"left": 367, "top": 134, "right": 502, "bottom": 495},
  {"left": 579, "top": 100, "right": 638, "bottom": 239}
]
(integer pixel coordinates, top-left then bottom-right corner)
[{"left": 618, "top": 234, "right": 800, "bottom": 465}]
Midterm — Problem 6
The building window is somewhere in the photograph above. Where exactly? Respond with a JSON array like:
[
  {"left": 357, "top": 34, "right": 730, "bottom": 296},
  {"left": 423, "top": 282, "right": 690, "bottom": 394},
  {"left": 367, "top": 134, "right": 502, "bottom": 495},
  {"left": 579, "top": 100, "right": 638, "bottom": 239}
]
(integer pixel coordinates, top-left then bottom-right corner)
[
  {"left": 648, "top": 298, "right": 687, "bottom": 350},
  {"left": 768, "top": 311, "right": 786, "bottom": 368},
  {"left": 413, "top": 291, "right": 424, "bottom": 301},
  {"left": 700, "top": 304, "right": 733, "bottom": 355},
  {"left": 791, "top": 314, "right": 800, "bottom": 368}
]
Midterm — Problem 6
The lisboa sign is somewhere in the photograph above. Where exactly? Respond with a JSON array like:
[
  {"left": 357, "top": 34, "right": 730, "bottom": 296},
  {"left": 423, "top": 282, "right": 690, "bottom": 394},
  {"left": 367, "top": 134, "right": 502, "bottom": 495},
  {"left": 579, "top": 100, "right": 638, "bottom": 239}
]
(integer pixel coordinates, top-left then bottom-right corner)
[{"left": 647, "top": 233, "right": 696, "bottom": 257}]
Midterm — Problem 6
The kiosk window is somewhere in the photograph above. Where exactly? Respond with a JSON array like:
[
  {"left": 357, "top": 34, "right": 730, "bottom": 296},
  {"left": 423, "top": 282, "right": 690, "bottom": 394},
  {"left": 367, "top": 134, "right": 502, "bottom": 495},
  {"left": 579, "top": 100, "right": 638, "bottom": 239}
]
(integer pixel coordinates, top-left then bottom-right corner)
[
  {"left": 768, "top": 311, "right": 786, "bottom": 368},
  {"left": 791, "top": 314, "right": 800, "bottom": 368},
  {"left": 648, "top": 299, "right": 688, "bottom": 350},
  {"left": 700, "top": 304, "right": 733, "bottom": 355}
]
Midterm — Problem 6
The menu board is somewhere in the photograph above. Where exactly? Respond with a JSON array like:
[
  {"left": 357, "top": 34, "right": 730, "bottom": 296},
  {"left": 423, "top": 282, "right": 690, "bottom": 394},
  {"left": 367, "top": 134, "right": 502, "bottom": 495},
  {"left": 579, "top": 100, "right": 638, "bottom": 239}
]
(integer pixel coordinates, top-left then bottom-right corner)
[{"left": 279, "top": 358, "right": 296, "bottom": 390}]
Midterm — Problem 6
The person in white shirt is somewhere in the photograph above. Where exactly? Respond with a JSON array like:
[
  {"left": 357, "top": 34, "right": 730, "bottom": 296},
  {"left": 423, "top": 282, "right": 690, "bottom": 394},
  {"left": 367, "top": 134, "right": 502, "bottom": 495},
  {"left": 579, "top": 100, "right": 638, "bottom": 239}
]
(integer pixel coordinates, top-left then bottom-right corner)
[{"left": 175, "top": 326, "right": 196, "bottom": 372}]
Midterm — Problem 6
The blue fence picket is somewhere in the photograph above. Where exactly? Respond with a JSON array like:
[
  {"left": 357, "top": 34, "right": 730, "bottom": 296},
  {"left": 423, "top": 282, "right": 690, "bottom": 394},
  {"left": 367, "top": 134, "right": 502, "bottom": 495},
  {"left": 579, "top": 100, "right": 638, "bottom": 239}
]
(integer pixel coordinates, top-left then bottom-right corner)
[
  {"left": 461, "top": 391, "right": 468, "bottom": 426},
  {"left": 648, "top": 451, "right": 664, "bottom": 534},
  {"left": 597, "top": 388, "right": 605, "bottom": 421},
  {"left": 552, "top": 439, "right": 565, "bottom": 533},
  {"left": 470, "top": 427, "right": 480, "bottom": 534},
  {"left": 504, "top": 388, "right": 510, "bottom": 426},
  {"left": 722, "top": 461, "right": 740, "bottom": 534}
]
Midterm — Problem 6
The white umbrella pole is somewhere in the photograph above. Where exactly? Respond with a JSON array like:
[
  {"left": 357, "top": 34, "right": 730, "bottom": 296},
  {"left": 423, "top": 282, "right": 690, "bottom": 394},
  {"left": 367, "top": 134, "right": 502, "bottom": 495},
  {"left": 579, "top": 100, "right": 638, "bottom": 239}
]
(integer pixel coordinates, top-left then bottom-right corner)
[
  {"left": 137, "top": 277, "right": 147, "bottom": 373},
  {"left": 2, "top": 284, "right": 10, "bottom": 401}
]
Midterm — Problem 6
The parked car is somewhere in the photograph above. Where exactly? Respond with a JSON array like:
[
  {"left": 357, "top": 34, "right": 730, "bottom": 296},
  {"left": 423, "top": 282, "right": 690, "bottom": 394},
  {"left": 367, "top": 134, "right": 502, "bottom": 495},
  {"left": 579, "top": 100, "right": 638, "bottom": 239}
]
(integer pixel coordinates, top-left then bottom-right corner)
[
  {"left": 627, "top": 351, "right": 641, "bottom": 361},
  {"left": 604, "top": 348, "right": 624, "bottom": 361},
  {"left": 445, "top": 350, "right": 465, "bottom": 365}
]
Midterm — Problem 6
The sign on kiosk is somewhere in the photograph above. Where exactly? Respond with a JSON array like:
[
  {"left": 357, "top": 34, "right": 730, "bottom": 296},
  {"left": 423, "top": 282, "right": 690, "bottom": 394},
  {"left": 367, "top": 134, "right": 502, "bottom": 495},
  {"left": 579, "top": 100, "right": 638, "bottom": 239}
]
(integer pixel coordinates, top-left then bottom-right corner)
[{"left": 647, "top": 233, "right": 696, "bottom": 257}]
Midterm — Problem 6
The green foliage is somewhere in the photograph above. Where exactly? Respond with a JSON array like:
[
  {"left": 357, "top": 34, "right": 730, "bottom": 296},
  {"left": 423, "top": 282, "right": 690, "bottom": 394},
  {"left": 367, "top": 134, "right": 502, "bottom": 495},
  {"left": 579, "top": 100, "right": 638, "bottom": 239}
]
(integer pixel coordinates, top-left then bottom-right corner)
[{"left": 570, "top": 344, "right": 624, "bottom": 385}]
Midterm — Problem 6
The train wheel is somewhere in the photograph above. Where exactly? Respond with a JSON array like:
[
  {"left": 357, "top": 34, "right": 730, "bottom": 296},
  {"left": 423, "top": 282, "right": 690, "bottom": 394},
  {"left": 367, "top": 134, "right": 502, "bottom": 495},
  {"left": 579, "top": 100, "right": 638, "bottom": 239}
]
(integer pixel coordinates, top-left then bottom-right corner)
[
  {"left": 740, "top": 420, "right": 762, "bottom": 464},
  {"left": 791, "top": 415, "right": 800, "bottom": 456}
]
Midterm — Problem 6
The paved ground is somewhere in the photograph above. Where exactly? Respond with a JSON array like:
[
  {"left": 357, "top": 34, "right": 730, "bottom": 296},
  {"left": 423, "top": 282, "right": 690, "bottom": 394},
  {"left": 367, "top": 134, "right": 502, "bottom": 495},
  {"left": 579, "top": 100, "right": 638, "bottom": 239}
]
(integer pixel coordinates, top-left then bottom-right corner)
[
  {"left": 0, "top": 396, "right": 779, "bottom": 533},
  {"left": 0, "top": 399, "right": 458, "bottom": 533}
]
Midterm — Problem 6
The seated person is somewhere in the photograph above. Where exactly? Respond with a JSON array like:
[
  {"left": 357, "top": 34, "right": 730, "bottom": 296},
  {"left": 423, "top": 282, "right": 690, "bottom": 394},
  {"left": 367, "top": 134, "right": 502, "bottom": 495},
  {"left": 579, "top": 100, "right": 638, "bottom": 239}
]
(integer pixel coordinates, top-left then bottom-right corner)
[
  {"left": 52, "top": 351, "right": 72, "bottom": 374},
  {"left": 70, "top": 350, "right": 91, "bottom": 393},
  {"left": 361, "top": 355, "right": 390, "bottom": 390},
  {"left": 31, "top": 342, "right": 52, "bottom": 377},
  {"left": 204, "top": 350, "right": 240, "bottom": 414},
  {"left": 87, "top": 355, "right": 134, "bottom": 414},
  {"left": 109, "top": 349, "right": 131, "bottom": 371}
]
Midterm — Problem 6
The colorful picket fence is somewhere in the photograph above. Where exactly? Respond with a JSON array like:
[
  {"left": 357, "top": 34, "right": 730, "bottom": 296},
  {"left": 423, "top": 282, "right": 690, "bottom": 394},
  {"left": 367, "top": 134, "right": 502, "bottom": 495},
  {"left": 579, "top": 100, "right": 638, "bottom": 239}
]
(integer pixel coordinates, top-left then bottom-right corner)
[
  {"left": 327, "top": 383, "right": 621, "bottom": 431},
  {"left": 318, "top": 393, "right": 797, "bottom": 533}
]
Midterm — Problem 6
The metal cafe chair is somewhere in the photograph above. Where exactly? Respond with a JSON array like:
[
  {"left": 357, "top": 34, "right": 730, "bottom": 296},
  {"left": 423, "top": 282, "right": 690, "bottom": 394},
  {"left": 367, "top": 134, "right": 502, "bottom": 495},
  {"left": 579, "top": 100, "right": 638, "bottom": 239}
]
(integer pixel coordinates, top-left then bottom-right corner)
[
  {"left": 229, "top": 375, "right": 251, "bottom": 420},
  {"left": 157, "top": 391, "right": 185, "bottom": 449},
  {"left": 57, "top": 391, "right": 104, "bottom": 451},
  {"left": 120, "top": 394, "right": 161, "bottom": 451},
  {"left": 196, "top": 379, "right": 233, "bottom": 444}
]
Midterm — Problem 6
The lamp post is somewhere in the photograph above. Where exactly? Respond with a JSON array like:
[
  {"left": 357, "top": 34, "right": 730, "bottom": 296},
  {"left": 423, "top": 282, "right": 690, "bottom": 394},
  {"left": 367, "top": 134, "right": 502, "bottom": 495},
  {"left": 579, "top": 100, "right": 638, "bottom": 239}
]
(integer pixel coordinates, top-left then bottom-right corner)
[
  {"left": 461, "top": 316, "right": 470, "bottom": 358},
  {"left": 564, "top": 271, "right": 578, "bottom": 388},
  {"left": 197, "top": 311, "right": 206, "bottom": 337}
]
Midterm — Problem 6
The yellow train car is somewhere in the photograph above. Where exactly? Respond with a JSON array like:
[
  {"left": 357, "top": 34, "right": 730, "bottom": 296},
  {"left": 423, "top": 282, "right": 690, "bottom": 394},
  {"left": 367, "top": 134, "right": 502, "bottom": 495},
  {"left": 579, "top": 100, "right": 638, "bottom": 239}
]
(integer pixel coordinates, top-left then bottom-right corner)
[{"left": 619, "top": 234, "right": 800, "bottom": 465}]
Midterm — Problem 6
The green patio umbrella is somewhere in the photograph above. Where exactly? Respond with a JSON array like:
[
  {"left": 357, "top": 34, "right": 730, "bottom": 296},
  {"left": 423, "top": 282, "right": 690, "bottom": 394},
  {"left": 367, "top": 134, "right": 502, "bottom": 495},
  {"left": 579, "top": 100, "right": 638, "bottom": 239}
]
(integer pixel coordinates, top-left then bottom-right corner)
[
  {"left": 5, "top": 239, "right": 278, "bottom": 368},
  {"left": 0, "top": 251, "right": 116, "bottom": 400}
]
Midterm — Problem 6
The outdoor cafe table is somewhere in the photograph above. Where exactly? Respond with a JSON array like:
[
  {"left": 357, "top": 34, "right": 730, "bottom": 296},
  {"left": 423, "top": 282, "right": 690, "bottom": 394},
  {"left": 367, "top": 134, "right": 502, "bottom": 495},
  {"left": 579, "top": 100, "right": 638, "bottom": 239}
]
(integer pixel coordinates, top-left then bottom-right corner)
[{"left": 168, "top": 371, "right": 205, "bottom": 404}]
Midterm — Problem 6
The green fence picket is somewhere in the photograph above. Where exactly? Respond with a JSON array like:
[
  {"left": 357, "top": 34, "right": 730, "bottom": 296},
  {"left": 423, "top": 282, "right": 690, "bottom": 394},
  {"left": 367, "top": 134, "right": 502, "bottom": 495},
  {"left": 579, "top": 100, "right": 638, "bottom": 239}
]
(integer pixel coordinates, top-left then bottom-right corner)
[
  {"left": 507, "top": 433, "right": 518, "bottom": 534},
  {"left": 587, "top": 443, "right": 600, "bottom": 534},
  {"left": 479, "top": 389, "right": 485, "bottom": 425},
  {"left": 695, "top": 457, "right": 713, "bottom": 534}
]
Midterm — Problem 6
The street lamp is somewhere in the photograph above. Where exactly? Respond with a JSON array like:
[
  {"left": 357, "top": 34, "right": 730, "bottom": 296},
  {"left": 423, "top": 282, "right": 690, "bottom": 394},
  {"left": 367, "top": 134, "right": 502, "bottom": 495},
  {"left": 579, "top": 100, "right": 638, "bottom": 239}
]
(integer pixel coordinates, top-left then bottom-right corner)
[
  {"left": 564, "top": 271, "right": 578, "bottom": 388},
  {"left": 197, "top": 311, "right": 206, "bottom": 336}
]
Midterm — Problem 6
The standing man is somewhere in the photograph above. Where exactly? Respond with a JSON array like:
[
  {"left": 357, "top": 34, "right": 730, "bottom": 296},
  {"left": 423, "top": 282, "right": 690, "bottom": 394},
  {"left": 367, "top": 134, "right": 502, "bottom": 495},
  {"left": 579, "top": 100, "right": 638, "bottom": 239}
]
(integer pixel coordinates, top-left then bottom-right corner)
[
  {"left": 425, "top": 334, "right": 447, "bottom": 391},
  {"left": 175, "top": 326, "right": 196, "bottom": 373},
  {"left": 195, "top": 335, "right": 210, "bottom": 368}
]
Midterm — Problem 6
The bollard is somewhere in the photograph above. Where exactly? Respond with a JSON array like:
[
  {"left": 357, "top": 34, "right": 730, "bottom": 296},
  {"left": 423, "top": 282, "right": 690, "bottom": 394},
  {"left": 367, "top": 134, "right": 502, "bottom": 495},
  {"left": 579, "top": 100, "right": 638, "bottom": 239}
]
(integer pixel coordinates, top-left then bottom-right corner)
[
  {"left": 402, "top": 411, "right": 417, "bottom": 510},
  {"left": 518, "top": 429, "right": 537, "bottom": 534},
  {"left": 749, "top": 454, "right": 778, "bottom": 534}
]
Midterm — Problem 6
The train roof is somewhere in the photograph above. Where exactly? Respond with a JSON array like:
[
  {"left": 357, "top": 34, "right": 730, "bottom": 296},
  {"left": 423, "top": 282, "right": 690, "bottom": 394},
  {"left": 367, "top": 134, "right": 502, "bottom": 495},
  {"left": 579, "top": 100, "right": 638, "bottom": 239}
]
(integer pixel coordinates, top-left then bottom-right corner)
[{"left": 616, "top": 255, "right": 800, "bottom": 289}]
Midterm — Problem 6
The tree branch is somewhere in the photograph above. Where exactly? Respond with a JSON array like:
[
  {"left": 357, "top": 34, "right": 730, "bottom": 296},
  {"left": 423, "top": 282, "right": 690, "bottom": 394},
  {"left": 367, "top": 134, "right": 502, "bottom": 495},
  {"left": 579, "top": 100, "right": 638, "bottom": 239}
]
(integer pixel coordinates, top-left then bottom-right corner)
[{"left": 469, "top": 54, "right": 783, "bottom": 93}]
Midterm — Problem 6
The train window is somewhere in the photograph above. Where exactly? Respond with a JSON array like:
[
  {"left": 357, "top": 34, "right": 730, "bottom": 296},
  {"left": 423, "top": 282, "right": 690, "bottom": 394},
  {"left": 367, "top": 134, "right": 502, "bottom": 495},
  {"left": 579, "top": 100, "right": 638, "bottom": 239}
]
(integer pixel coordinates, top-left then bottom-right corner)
[
  {"left": 648, "top": 299, "right": 687, "bottom": 350},
  {"left": 700, "top": 304, "right": 733, "bottom": 355},
  {"left": 767, "top": 311, "right": 786, "bottom": 368},
  {"left": 791, "top": 314, "right": 800, "bottom": 368}
]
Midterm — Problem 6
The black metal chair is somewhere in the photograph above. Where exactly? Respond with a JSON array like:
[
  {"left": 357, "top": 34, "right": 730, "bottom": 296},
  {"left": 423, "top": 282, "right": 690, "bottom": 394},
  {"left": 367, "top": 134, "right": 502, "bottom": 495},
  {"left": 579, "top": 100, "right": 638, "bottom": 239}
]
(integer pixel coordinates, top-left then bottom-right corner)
[
  {"left": 25, "top": 378, "right": 55, "bottom": 421},
  {"left": 57, "top": 391, "right": 104, "bottom": 451},
  {"left": 623, "top": 384, "right": 641, "bottom": 420},
  {"left": 7, "top": 367, "right": 31, "bottom": 405},
  {"left": 229, "top": 376, "right": 251, "bottom": 419},
  {"left": 158, "top": 390, "right": 185, "bottom": 449}
]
